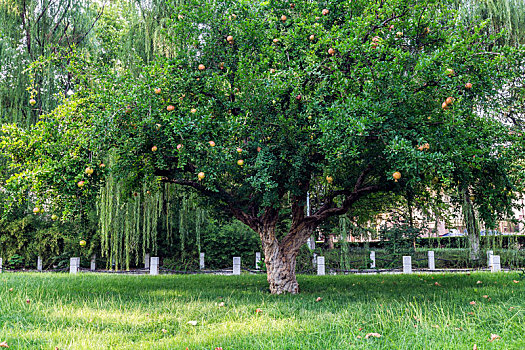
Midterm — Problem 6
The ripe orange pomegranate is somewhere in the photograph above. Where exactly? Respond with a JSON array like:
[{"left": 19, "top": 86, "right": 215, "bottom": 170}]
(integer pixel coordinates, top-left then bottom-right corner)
[
  {"left": 236, "top": 147, "right": 243, "bottom": 153},
  {"left": 465, "top": 82, "right": 472, "bottom": 89},
  {"left": 177, "top": 144, "right": 183, "bottom": 150},
  {"left": 273, "top": 38, "right": 279, "bottom": 43},
  {"left": 167, "top": 105, "right": 175, "bottom": 111},
  {"left": 78, "top": 180, "right": 85, "bottom": 187},
  {"left": 190, "top": 108, "right": 197, "bottom": 113},
  {"left": 209, "top": 141, "right": 216, "bottom": 147},
  {"left": 151, "top": 146, "right": 158, "bottom": 152},
  {"left": 392, "top": 172, "right": 401, "bottom": 182},
  {"left": 198, "top": 64, "right": 205, "bottom": 71},
  {"left": 198, "top": 172, "right": 205, "bottom": 181},
  {"left": 445, "top": 97, "right": 454, "bottom": 105},
  {"left": 281, "top": 15, "right": 287, "bottom": 22},
  {"left": 309, "top": 34, "right": 315, "bottom": 41},
  {"left": 328, "top": 48, "right": 335, "bottom": 55},
  {"left": 237, "top": 159, "right": 244, "bottom": 166},
  {"left": 154, "top": 88, "right": 161, "bottom": 94},
  {"left": 227, "top": 35, "right": 234, "bottom": 42},
  {"left": 326, "top": 176, "right": 333, "bottom": 184},
  {"left": 322, "top": 9, "right": 329, "bottom": 15}
]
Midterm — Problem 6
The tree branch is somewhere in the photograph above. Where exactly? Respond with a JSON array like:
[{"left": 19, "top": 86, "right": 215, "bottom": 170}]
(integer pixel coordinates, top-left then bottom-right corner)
[
  {"left": 159, "top": 176, "right": 260, "bottom": 231},
  {"left": 362, "top": 8, "right": 410, "bottom": 44}
]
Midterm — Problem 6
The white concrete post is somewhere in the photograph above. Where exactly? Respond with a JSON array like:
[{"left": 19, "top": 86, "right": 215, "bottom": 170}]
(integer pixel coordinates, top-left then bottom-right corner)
[
  {"left": 428, "top": 251, "right": 435, "bottom": 270},
  {"left": 0, "top": 258, "right": 2, "bottom": 273},
  {"left": 37, "top": 256, "right": 43, "bottom": 271},
  {"left": 199, "top": 253, "right": 205, "bottom": 270},
  {"left": 487, "top": 250, "right": 494, "bottom": 268},
  {"left": 403, "top": 256, "right": 412, "bottom": 274},
  {"left": 150, "top": 257, "right": 159, "bottom": 275},
  {"left": 491, "top": 255, "right": 501, "bottom": 272},
  {"left": 370, "top": 251, "right": 376, "bottom": 269},
  {"left": 145, "top": 253, "right": 150, "bottom": 269},
  {"left": 317, "top": 256, "right": 325, "bottom": 276},
  {"left": 255, "top": 252, "right": 261, "bottom": 269},
  {"left": 233, "top": 257, "right": 241, "bottom": 275},
  {"left": 90, "top": 254, "right": 96, "bottom": 271},
  {"left": 70, "top": 257, "right": 80, "bottom": 274}
]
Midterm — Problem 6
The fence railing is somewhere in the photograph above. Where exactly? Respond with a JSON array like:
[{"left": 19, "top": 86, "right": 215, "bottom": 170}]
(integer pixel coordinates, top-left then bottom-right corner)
[{"left": 0, "top": 250, "right": 512, "bottom": 275}]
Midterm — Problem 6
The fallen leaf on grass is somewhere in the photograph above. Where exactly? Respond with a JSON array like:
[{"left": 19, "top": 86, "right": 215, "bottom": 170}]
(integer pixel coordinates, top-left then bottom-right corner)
[
  {"left": 187, "top": 321, "right": 198, "bottom": 326},
  {"left": 215, "top": 348, "right": 223, "bottom": 350},
  {"left": 8, "top": 288, "right": 13, "bottom": 292},
  {"left": 365, "top": 333, "right": 381, "bottom": 339},
  {"left": 434, "top": 282, "right": 441, "bottom": 286},
  {"left": 513, "top": 280, "right": 519, "bottom": 283},
  {"left": 218, "top": 302, "right": 225, "bottom": 307},
  {"left": 356, "top": 336, "right": 362, "bottom": 339},
  {"left": 476, "top": 281, "right": 482, "bottom": 284},
  {"left": 489, "top": 334, "right": 500, "bottom": 342},
  {"left": 358, "top": 328, "right": 363, "bottom": 331},
  {"left": 161, "top": 329, "right": 167, "bottom": 333},
  {"left": 255, "top": 308, "right": 262, "bottom": 313},
  {"left": 315, "top": 297, "right": 322, "bottom": 302},
  {"left": 432, "top": 325, "right": 439, "bottom": 329},
  {"left": 467, "top": 312, "right": 475, "bottom": 316},
  {"left": 0, "top": 341, "right": 7, "bottom": 348},
  {"left": 483, "top": 295, "right": 489, "bottom": 299},
  {"left": 470, "top": 301, "right": 476, "bottom": 305},
  {"left": 473, "top": 344, "right": 477, "bottom": 350}
]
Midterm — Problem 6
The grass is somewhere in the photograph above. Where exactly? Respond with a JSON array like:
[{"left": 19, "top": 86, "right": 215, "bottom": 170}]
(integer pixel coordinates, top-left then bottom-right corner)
[{"left": 0, "top": 272, "right": 524, "bottom": 349}]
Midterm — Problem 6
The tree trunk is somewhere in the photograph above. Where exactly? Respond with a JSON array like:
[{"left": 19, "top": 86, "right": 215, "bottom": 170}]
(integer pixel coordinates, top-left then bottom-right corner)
[
  {"left": 263, "top": 240, "right": 300, "bottom": 294},
  {"left": 462, "top": 188, "right": 480, "bottom": 261},
  {"left": 263, "top": 226, "right": 312, "bottom": 294}
]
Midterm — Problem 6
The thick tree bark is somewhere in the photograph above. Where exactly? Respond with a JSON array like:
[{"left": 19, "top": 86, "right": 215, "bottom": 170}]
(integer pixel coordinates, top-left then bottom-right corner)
[
  {"left": 262, "top": 225, "right": 314, "bottom": 294},
  {"left": 263, "top": 239, "right": 300, "bottom": 294}
]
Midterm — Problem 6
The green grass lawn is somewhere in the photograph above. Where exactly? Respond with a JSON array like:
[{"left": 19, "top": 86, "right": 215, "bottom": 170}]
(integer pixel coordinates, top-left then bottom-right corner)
[{"left": 0, "top": 272, "right": 524, "bottom": 349}]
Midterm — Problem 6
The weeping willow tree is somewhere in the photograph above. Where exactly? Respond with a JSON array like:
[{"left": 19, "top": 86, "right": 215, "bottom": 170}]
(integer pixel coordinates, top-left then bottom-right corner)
[
  {"left": 97, "top": 149, "right": 211, "bottom": 270},
  {"left": 98, "top": 169, "right": 162, "bottom": 269},
  {"left": 0, "top": 0, "right": 180, "bottom": 267},
  {"left": 0, "top": 0, "right": 104, "bottom": 125},
  {"left": 455, "top": 0, "right": 525, "bottom": 259},
  {"left": 457, "top": 0, "right": 525, "bottom": 47},
  {"left": 0, "top": 0, "right": 177, "bottom": 125}
]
